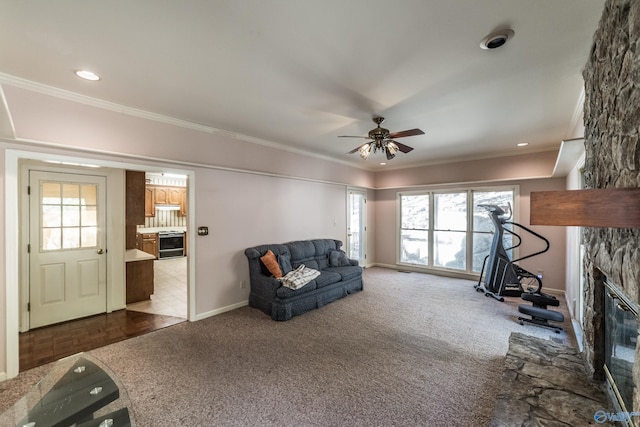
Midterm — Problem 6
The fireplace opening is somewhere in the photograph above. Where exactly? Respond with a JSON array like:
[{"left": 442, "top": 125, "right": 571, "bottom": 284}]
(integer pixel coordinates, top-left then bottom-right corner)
[{"left": 604, "top": 279, "right": 639, "bottom": 423}]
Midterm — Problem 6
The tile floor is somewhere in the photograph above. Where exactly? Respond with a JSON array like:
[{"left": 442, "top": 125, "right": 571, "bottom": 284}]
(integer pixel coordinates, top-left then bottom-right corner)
[{"left": 126, "top": 256, "right": 187, "bottom": 318}]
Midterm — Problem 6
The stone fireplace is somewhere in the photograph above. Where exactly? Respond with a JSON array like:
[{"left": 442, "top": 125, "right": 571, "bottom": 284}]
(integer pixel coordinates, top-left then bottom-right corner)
[
  {"left": 581, "top": 0, "right": 640, "bottom": 418},
  {"left": 603, "top": 276, "right": 638, "bottom": 416}
]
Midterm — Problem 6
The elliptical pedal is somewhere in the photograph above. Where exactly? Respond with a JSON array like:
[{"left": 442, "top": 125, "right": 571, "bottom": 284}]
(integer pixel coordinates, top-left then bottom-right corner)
[{"left": 517, "top": 292, "right": 564, "bottom": 333}]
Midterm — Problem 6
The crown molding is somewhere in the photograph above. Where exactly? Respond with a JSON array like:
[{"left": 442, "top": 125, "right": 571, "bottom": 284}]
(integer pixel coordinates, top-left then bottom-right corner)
[{"left": 0, "top": 73, "right": 372, "bottom": 172}]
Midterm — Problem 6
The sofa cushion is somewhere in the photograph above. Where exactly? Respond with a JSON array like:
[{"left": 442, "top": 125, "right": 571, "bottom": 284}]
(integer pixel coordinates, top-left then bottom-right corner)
[
  {"left": 278, "top": 265, "right": 321, "bottom": 290},
  {"left": 260, "top": 250, "right": 282, "bottom": 278},
  {"left": 324, "top": 265, "right": 363, "bottom": 281},
  {"left": 279, "top": 253, "right": 292, "bottom": 275},
  {"left": 312, "top": 240, "right": 338, "bottom": 269},
  {"left": 314, "top": 271, "right": 342, "bottom": 288},
  {"left": 275, "top": 280, "right": 317, "bottom": 298},
  {"left": 329, "top": 250, "right": 351, "bottom": 267},
  {"left": 287, "top": 240, "right": 316, "bottom": 261}
]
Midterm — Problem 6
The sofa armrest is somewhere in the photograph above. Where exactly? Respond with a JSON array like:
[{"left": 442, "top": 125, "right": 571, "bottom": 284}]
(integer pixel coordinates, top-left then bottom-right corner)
[
  {"left": 249, "top": 273, "right": 281, "bottom": 299},
  {"left": 349, "top": 259, "right": 360, "bottom": 266}
]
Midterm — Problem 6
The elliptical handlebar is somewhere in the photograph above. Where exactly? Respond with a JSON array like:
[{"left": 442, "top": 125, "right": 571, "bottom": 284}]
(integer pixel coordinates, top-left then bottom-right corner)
[
  {"left": 478, "top": 203, "right": 512, "bottom": 222},
  {"left": 505, "top": 221, "right": 550, "bottom": 263}
]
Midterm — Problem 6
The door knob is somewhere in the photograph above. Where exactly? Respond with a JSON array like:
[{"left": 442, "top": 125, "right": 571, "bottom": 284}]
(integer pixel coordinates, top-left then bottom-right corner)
[{"left": 97, "top": 249, "right": 104, "bottom": 254}]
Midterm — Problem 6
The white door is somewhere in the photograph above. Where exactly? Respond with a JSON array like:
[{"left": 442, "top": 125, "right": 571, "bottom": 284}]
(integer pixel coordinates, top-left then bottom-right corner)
[
  {"left": 29, "top": 170, "right": 107, "bottom": 328},
  {"left": 347, "top": 189, "right": 366, "bottom": 266}
]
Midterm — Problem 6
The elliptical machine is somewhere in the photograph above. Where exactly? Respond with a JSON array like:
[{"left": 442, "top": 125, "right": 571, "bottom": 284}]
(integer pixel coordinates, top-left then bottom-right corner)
[
  {"left": 474, "top": 204, "right": 549, "bottom": 301},
  {"left": 474, "top": 204, "right": 564, "bottom": 332}
]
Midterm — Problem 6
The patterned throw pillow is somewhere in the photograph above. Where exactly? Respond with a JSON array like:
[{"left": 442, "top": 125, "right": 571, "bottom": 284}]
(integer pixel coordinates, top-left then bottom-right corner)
[
  {"left": 278, "top": 253, "right": 292, "bottom": 275},
  {"left": 260, "top": 250, "right": 283, "bottom": 278},
  {"left": 328, "top": 250, "right": 351, "bottom": 267}
]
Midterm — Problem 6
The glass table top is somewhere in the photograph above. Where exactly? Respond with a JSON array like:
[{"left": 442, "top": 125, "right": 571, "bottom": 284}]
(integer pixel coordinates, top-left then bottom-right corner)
[{"left": 0, "top": 353, "right": 135, "bottom": 427}]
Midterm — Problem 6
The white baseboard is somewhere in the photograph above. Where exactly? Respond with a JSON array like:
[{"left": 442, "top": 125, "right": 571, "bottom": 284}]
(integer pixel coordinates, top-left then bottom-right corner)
[
  {"left": 193, "top": 300, "right": 248, "bottom": 322},
  {"left": 0, "top": 372, "right": 6, "bottom": 382},
  {"left": 367, "top": 263, "right": 480, "bottom": 281}
]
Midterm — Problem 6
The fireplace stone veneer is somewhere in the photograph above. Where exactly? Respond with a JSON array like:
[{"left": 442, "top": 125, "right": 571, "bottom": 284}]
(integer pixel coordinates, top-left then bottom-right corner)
[{"left": 582, "top": 0, "right": 640, "bottom": 415}]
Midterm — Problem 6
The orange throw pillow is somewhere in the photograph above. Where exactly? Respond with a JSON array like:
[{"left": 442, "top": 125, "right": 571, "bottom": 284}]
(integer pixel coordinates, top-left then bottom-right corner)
[{"left": 260, "top": 250, "right": 283, "bottom": 278}]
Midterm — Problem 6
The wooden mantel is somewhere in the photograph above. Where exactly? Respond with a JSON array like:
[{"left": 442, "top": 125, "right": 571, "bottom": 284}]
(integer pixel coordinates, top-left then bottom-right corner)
[{"left": 530, "top": 188, "right": 640, "bottom": 228}]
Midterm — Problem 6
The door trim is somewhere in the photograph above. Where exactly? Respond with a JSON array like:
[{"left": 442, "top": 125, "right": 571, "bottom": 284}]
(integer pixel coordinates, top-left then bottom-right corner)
[
  {"left": 346, "top": 187, "right": 367, "bottom": 266},
  {"left": 5, "top": 149, "right": 196, "bottom": 380}
]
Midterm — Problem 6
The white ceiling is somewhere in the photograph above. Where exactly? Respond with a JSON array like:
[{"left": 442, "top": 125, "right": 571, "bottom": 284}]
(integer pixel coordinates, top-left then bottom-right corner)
[{"left": 0, "top": 0, "right": 605, "bottom": 171}]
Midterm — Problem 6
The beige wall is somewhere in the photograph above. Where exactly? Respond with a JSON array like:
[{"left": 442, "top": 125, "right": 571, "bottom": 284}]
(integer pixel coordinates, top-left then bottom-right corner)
[
  {"left": 375, "top": 150, "right": 558, "bottom": 188},
  {"left": 373, "top": 178, "right": 567, "bottom": 291}
]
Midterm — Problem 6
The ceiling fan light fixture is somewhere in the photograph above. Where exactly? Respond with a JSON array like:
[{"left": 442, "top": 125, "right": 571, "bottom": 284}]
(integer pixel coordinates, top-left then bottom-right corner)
[
  {"left": 385, "top": 142, "right": 398, "bottom": 160},
  {"left": 342, "top": 117, "right": 424, "bottom": 161},
  {"left": 480, "top": 29, "right": 515, "bottom": 50},
  {"left": 359, "top": 143, "right": 372, "bottom": 160}
]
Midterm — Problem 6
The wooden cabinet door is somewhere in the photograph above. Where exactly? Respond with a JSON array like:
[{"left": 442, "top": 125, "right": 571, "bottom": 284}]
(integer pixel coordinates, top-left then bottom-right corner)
[
  {"left": 138, "top": 233, "right": 158, "bottom": 259},
  {"left": 145, "top": 186, "right": 155, "bottom": 217},
  {"left": 154, "top": 187, "right": 169, "bottom": 204},
  {"left": 179, "top": 188, "right": 187, "bottom": 217},
  {"left": 168, "top": 188, "right": 182, "bottom": 205}
]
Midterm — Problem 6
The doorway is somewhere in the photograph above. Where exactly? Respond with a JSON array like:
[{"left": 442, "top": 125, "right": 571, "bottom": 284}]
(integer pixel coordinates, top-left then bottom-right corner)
[
  {"left": 126, "top": 171, "right": 188, "bottom": 319},
  {"left": 347, "top": 188, "right": 367, "bottom": 266},
  {"left": 8, "top": 151, "right": 195, "bottom": 377}
]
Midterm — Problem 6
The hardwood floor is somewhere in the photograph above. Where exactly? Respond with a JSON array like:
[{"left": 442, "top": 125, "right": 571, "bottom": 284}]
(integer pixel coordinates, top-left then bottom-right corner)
[
  {"left": 19, "top": 310, "right": 185, "bottom": 371},
  {"left": 19, "top": 255, "right": 188, "bottom": 372}
]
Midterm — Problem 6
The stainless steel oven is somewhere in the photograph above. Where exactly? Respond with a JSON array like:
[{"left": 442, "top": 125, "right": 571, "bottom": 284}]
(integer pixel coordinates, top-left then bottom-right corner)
[{"left": 158, "top": 231, "right": 184, "bottom": 259}]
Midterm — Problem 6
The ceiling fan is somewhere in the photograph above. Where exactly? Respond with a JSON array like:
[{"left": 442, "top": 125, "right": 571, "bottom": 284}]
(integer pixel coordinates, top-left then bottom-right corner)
[{"left": 339, "top": 116, "right": 425, "bottom": 160}]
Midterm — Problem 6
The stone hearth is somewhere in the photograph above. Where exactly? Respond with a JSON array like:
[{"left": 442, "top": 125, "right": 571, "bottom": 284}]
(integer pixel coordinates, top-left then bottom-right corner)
[{"left": 491, "top": 333, "right": 614, "bottom": 426}]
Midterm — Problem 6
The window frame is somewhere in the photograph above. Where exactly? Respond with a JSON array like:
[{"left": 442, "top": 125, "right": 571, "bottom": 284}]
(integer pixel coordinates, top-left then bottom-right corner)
[{"left": 397, "top": 185, "right": 519, "bottom": 278}]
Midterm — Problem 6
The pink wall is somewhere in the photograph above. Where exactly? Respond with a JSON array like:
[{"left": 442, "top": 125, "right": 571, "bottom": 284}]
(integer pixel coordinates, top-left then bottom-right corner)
[
  {"left": 0, "top": 83, "right": 569, "bottom": 377},
  {"left": 3, "top": 85, "right": 375, "bottom": 188}
]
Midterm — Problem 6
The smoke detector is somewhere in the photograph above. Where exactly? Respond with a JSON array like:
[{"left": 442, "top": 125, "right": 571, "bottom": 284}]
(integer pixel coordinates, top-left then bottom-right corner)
[{"left": 480, "top": 29, "right": 515, "bottom": 50}]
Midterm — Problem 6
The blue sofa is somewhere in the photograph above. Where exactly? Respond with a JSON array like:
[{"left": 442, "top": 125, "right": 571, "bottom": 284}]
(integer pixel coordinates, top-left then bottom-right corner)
[{"left": 244, "top": 239, "right": 363, "bottom": 320}]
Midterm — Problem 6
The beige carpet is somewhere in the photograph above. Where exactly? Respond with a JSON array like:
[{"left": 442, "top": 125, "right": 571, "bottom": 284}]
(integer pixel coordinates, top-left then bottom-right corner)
[{"left": 0, "top": 267, "right": 575, "bottom": 426}]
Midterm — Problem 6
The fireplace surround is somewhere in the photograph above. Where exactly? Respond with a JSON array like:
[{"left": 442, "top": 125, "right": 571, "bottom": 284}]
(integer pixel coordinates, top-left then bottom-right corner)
[
  {"left": 575, "top": 0, "right": 640, "bottom": 419},
  {"left": 604, "top": 277, "right": 639, "bottom": 423}
]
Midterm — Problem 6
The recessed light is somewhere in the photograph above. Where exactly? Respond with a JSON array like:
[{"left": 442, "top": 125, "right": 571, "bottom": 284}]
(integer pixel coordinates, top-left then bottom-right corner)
[
  {"left": 75, "top": 70, "right": 100, "bottom": 81},
  {"left": 380, "top": 162, "right": 387, "bottom": 165},
  {"left": 480, "top": 29, "right": 515, "bottom": 50},
  {"left": 517, "top": 142, "right": 529, "bottom": 147}
]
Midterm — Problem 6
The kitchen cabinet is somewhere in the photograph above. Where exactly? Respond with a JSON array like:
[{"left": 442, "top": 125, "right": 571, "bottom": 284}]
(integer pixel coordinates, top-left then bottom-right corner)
[
  {"left": 153, "top": 186, "right": 183, "bottom": 205},
  {"left": 137, "top": 232, "right": 159, "bottom": 259},
  {"left": 145, "top": 186, "right": 155, "bottom": 217},
  {"left": 148, "top": 185, "right": 187, "bottom": 217},
  {"left": 126, "top": 249, "right": 155, "bottom": 303},
  {"left": 126, "top": 171, "right": 146, "bottom": 249},
  {"left": 179, "top": 188, "right": 187, "bottom": 217}
]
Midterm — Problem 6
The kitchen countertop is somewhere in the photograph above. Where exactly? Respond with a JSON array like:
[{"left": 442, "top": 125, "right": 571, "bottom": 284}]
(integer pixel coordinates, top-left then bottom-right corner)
[
  {"left": 137, "top": 227, "right": 187, "bottom": 234},
  {"left": 125, "top": 249, "right": 156, "bottom": 262}
]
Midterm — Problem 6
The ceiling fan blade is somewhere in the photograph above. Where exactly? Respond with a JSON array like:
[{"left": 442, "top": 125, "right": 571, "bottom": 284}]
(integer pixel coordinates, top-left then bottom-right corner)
[
  {"left": 388, "top": 128, "right": 425, "bottom": 139},
  {"left": 390, "top": 140, "right": 414, "bottom": 153},
  {"left": 338, "top": 135, "right": 370, "bottom": 139},
  {"left": 347, "top": 143, "right": 370, "bottom": 154}
]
